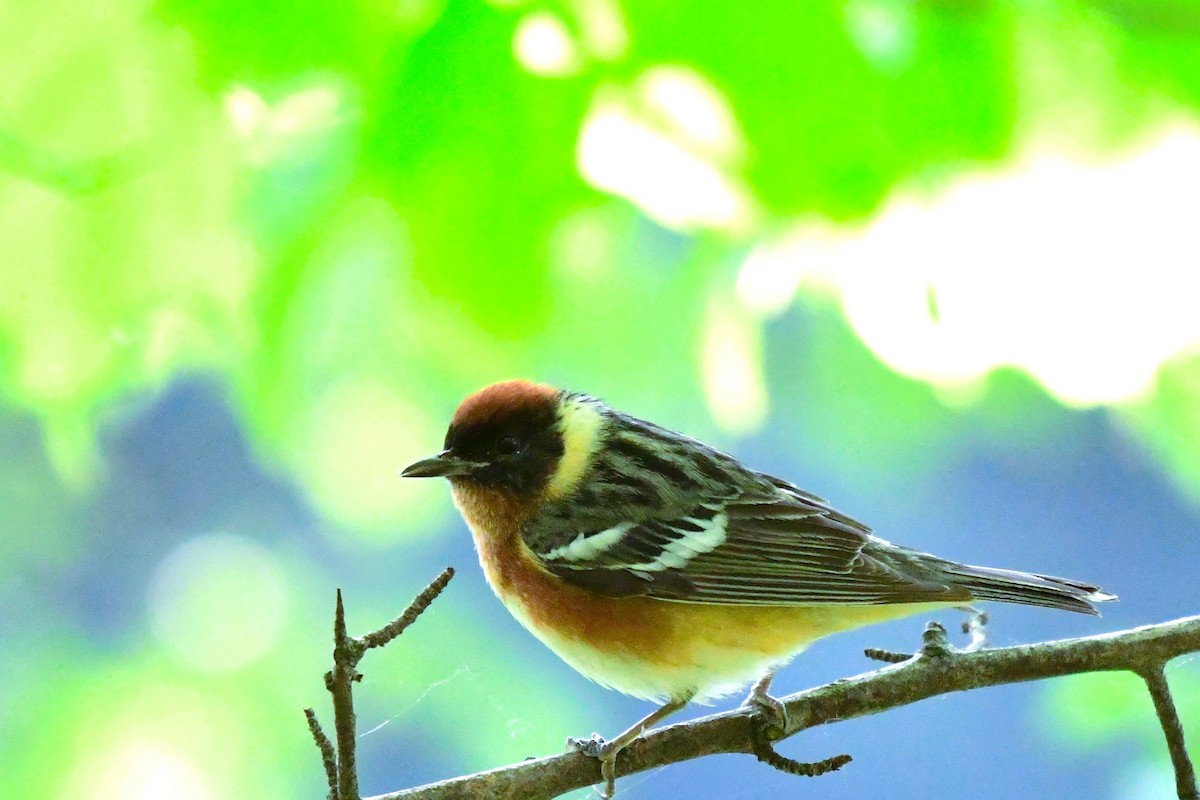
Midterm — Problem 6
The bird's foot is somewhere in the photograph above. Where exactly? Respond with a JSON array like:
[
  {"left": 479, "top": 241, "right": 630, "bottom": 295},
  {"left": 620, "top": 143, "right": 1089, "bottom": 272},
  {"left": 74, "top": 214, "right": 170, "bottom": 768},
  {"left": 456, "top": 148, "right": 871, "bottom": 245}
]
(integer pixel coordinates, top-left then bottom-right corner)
[
  {"left": 566, "top": 732, "right": 608, "bottom": 758},
  {"left": 567, "top": 734, "right": 620, "bottom": 799},
  {"left": 566, "top": 696, "right": 691, "bottom": 799},
  {"left": 744, "top": 691, "right": 789, "bottom": 731},
  {"left": 957, "top": 605, "right": 989, "bottom": 652},
  {"left": 741, "top": 672, "right": 788, "bottom": 734},
  {"left": 866, "top": 608, "right": 991, "bottom": 664}
]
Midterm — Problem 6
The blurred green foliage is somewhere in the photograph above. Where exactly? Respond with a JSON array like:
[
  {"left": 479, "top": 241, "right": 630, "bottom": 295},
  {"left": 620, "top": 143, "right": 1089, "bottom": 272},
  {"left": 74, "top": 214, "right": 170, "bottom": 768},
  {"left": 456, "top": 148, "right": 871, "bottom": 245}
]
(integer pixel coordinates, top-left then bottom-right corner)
[
  {"left": 5, "top": 0, "right": 1200, "bottom": 495},
  {"left": 1041, "top": 665, "right": 1200, "bottom": 791},
  {"left": 3, "top": 0, "right": 1200, "bottom": 798}
]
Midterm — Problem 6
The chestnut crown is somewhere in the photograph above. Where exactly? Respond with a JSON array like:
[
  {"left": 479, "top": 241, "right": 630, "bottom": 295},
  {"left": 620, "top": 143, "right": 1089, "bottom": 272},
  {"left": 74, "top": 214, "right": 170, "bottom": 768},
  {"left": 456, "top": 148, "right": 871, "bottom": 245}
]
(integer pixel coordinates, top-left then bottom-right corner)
[{"left": 402, "top": 381, "right": 567, "bottom": 494}]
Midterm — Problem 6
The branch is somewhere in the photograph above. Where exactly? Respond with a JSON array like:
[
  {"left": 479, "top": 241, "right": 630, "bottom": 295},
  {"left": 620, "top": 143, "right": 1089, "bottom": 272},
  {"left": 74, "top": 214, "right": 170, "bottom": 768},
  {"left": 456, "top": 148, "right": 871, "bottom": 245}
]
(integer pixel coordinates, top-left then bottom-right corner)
[
  {"left": 305, "top": 708, "right": 337, "bottom": 800},
  {"left": 1141, "top": 666, "right": 1200, "bottom": 800},
  {"left": 368, "top": 615, "right": 1200, "bottom": 800},
  {"left": 305, "top": 568, "right": 456, "bottom": 800}
]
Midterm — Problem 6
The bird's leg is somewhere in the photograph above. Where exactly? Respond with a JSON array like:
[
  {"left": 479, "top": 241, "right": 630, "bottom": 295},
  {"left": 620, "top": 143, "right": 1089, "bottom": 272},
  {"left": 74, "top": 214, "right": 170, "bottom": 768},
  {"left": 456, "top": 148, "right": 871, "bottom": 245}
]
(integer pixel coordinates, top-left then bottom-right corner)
[
  {"left": 741, "top": 671, "right": 788, "bottom": 732},
  {"left": 568, "top": 694, "right": 691, "bottom": 799},
  {"left": 866, "top": 607, "right": 990, "bottom": 664},
  {"left": 956, "top": 605, "right": 989, "bottom": 652}
]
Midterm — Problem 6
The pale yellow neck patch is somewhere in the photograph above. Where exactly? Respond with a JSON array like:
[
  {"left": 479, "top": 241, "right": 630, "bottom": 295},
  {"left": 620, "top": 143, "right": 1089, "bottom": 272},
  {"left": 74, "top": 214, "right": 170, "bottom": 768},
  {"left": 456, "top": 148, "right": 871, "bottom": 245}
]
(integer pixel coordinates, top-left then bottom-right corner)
[{"left": 546, "top": 396, "right": 604, "bottom": 499}]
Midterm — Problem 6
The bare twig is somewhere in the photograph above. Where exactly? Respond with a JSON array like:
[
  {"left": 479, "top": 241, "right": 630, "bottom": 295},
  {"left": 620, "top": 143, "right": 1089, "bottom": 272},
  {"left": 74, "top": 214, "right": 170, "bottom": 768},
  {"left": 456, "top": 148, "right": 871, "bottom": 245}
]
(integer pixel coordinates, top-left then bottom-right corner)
[
  {"left": 305, "top": 708, "right": 338, "bottom": 800},
  {"left": 1140, "top": 666, "right": 1199, "bottom": 800},
  {"left": 749, "top": 712, "right": 851, "bottom": 779},
  {"left": 329, "top": 590, "right": 362, "bottom": 800},
  {"left": 863, "top": 646, "right": 910, "bottom": 664},
  {"left": 307, "top": 568, "right": 456, "bottom": 800},
  {"left": 367, "top": 615, "right": 1200, "bottom": 800},
  {"left": 360, "top": 568, "right": 457, "bottom": 652}
]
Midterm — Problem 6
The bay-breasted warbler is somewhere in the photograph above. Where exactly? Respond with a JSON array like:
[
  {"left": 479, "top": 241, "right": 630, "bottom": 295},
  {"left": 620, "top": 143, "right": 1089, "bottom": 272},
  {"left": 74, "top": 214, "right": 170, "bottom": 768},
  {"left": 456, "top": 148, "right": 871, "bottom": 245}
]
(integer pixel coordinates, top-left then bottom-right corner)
[{"left": 402, "top": 380, "right": 1113, "bottom": 797}]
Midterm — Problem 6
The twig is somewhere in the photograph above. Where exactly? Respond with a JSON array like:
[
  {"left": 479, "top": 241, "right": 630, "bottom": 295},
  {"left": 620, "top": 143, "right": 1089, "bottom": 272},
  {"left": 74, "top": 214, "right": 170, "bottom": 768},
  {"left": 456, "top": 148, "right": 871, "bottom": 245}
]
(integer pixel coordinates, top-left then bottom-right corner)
[
  {"left": 307, "top": 568, "right": 456, "bottom": 800},
  {"left": 1140, "top": 666, "right": 1199, "bottom": 800},
  {"left": 863, "top": 647, "right": 910, "bottom": 664},
  {"left": 367, "top": 615, "right": 1200, "bottom": 800},
  {"left": 305, "top": 708, "right": 338, "bottom": 800},
  {"left": 329, "top": 590, "right": 362, "bottom": 800},
  {"left": 749, "top": 710, "right": 851, "bottom": 779},
  {"left": 360, "top": 568, "right": 456, "bottom": 652}
]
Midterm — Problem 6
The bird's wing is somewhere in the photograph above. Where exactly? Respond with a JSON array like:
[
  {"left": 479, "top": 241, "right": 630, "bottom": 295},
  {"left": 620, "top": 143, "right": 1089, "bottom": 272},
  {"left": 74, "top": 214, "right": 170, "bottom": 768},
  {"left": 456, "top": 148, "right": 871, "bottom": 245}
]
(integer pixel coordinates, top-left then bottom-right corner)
[{"left": 530, "top": 482, "right": 970, "bottom": 606}]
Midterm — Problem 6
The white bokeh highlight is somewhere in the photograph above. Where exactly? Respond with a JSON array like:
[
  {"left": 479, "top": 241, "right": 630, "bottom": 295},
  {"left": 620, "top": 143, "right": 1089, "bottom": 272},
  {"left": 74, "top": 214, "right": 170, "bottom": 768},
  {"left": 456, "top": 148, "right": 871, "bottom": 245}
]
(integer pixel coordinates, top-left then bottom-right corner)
[
  {"left": 91, "top": 743, "right": 212, "bottom": 800},
  {"left": 513, "top": 12, "right": 580, "bottom": 76},
  {"left": 702, "top": 302, "right": 768, "bottom": 434},
  {"left": 148, "top": 534, "right": 287, "bottom": 673},
  {"left": 577, "top": 66, "right": 753, "bottom": 232},
  {"left": 224, "top": 84, "right": 344, "bottom": 166},
  {"left": 736, "top": 127, "right": 1200, "bottom": 407}
]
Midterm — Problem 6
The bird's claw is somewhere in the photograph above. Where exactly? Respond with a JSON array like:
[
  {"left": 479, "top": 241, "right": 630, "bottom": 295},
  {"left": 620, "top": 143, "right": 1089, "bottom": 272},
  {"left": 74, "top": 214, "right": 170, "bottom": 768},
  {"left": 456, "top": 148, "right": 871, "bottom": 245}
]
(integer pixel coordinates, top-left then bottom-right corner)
[
  {"left": 742, "top": 672, "right": 789, "bottom": 735},
  {"left": 743, "top": 690, "right": 789, "bottom": 733},
  {"left": 566, "top": 732, "right": 607, "bottom": 758},
  {"left": 565, "top": 696, "right": 691, "bottom": 798},
  {"left": 568, "top": 733, "right": 619, "bottom": 798},
  {"left": 957, "top": 606, "right": 990, "bottom": 652}
]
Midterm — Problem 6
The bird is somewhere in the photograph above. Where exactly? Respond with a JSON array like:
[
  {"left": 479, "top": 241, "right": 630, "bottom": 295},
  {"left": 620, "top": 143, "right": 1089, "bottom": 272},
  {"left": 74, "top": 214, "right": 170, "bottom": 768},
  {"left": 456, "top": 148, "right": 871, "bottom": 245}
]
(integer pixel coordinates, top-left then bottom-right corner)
[{"left": 401, "top": 380, "right": 1114, "bottom": 797}]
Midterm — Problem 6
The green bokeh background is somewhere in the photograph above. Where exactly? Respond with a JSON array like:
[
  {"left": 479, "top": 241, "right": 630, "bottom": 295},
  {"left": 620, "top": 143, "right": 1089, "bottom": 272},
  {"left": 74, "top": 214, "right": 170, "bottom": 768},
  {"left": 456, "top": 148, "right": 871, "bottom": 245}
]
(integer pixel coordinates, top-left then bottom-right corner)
[{"left": 3, "top": 1, "right": 1199, "bottom": 798}]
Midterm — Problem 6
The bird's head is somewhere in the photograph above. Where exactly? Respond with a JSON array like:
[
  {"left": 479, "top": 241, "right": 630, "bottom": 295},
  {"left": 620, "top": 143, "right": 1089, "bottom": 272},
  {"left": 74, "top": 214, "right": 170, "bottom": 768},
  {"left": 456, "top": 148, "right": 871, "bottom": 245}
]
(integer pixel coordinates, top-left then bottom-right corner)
[{"left": 401, "top": 380, "right": 605, "bottom": 498}]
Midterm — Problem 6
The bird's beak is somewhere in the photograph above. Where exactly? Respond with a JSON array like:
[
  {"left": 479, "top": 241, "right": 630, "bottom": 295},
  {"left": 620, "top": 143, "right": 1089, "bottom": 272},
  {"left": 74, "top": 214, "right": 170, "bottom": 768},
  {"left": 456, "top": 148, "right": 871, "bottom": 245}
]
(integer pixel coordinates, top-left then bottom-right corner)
[{"left": 400, "top": 450, "right": 485, "bottom": 478}]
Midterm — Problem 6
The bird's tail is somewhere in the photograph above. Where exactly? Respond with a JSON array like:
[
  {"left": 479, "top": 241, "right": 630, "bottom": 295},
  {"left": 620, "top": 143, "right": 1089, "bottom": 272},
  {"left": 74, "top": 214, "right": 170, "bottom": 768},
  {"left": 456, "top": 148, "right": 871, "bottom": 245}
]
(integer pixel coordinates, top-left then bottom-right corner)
[{"left": 937, "top": 561, "right": 1116, "bottom": 615}]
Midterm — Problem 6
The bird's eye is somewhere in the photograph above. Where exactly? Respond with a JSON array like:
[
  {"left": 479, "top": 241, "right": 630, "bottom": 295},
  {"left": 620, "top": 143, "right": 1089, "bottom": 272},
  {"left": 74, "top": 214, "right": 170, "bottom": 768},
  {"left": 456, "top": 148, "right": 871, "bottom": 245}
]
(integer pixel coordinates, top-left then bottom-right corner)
[{"left": 496, "top": 435, "right": 521, "bottom": 455}]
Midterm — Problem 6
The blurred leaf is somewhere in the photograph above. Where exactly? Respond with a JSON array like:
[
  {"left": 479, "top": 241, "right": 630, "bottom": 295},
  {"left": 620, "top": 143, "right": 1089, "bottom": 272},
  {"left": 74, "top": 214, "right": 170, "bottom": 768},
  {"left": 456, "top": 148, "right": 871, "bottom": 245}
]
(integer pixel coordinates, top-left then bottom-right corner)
[
  {"left": 154, "top": 0, "right": 418, "bottom": 85},
  {"left": 1123, "top": 352, "right": 1200, "bottom": 508},
  {"left": 0, "top": 0, "right": 251, "bottom": 480},
  {"left": 1039, "top": 664, "right": 1200, "bottom": 763},
  {"left": 1042, "top": 671, "right": 1158, "bottom": 746},
  {"left": 763, "top": 297, "right": 954, "bottom": 488},
  {"left": 621, "top": 1, "right": 1014, "bottom": 218},
  {"left": 366, "top": 1, "right": 595, "bottom": 337}
]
